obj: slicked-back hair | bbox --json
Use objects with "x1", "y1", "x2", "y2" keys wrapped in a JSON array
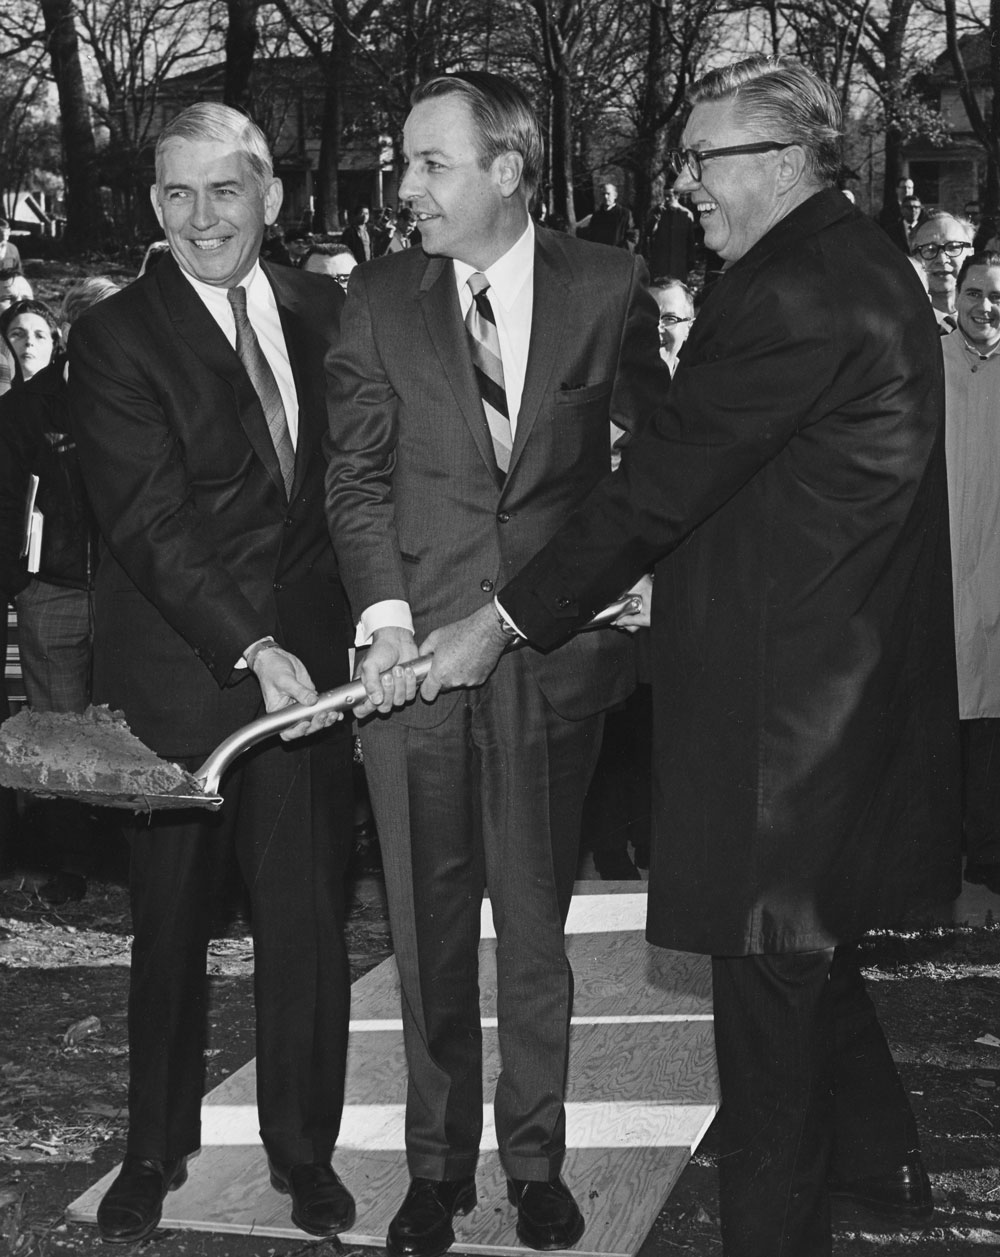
[
  {"x1": 957, "y1": 251, "x2": 1000, "y2": 292},
  {"x1": 155, "y1": 102, "x2": 273, "y2": 192},
  {"x1": 650, "y1": 276, "x2": 695, "y2": 318},
  {"x1": 412, "y1": 71, "x2": 543, "y2": 199},
  {"x1": 688, "y1": 55, "x2": 843, "y2": 186}
]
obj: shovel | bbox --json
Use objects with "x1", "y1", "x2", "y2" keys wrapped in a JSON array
[{"x1": 2, "y1": 595, "x2": 640, "y2": 813}]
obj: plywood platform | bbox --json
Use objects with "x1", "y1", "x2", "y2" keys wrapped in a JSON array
[{"x1": 68, "y1": 886, "x2": 717, "y2": 1255}]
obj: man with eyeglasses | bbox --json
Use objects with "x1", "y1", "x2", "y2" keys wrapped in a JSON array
[
  {"x1": 413, "y1": 54, "x2": 960, "y2": 1257},
  {"x1": 301, "y1": 242, "x2": 358, "y2": 288},
  {"x1": 910, "y1": 211, "x2": 975, "y2": 328}
]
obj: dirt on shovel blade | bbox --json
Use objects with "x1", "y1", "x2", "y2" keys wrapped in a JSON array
[{"x1": 0, "y1": 706, "x2": 202, "y2": 809}]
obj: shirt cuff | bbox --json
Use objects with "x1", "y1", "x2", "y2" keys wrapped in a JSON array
[
  {"x1": 356, "y1": 600, "x2": 414, "y2": 647},
  {"x1": 494, "y1": 596, "x2": 526, "y2": 639}
]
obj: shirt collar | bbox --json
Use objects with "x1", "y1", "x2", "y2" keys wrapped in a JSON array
[
  {"x1": 453, "y1": 219, "x2": 534, "y2": 311},
  {"x1": 178, "y1": 258, "x2": 268, "y2": 311},
  {"x1": 959, "y1": 331, "x2": 1000, "y2": 362}
]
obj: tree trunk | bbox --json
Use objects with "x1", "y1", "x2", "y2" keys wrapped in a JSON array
[
  {"x1": 39, "y1": 0, "x2": 102, "y2": 251},
  {"x1": 315, "y1": 50, "x2": 346, "y2": 231},
  {"x1": 224, "y1": 0, "x2": 258, "y2": 111},
  {"x1": 550, "y1": 70, "x2": 576, "y2": 232}
]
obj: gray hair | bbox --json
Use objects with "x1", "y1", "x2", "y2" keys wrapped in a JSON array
[
  {"x1": 59, "y1": 277, "x2": 121, "y2": 326},
  {"x1": 412, "y1": 71, "x2": 543, "y2": 199},
  {"x1": 689, "y1": 55, "x2": 843, "y2": 185},
  {"x1": 155, "y1": 102, "x2": 273, "y2": 190}
]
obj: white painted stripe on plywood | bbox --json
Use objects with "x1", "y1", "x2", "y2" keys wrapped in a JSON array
[
  {"x1": 198, "y1": 1101, "x2": 717, "y2": 1152},
  {"x1": 348, "y1": 1015, "x2": 712, "y2": 1032},
  {"x1": 480, "y1": 894, "x2": 649, "y2": 939}
]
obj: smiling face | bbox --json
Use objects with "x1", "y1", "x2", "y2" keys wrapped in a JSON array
[
  {"x1": 151, "y1": 138, "x2": 282, "y2": 288},
  {"x1": 956, "y1": 264, "x2": 1000, "y2": 352},
  {"x1": 654, "y1": 285, "x2": 694, "y2": 358},
  {"x1": 910, "y1": 216, "x2": 973, "y2": 310},
  {"x1": 398, "y1": 93, "x2": 525, "y2": 270},
  {"x1": 674, "y1": 98, "x2": 798, "y2": 264},
  {"x1": 6, "y1": 313, "x2": 54, "y2": 380}
]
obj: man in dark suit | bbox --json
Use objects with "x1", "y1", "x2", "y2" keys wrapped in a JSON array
[
  {"x1": 70, "y1": 103, "x2": 356, "y2": 1244},
  {"x1": 324, "y1": 71, "x2": 663, "y2": 1257},
  {"x1": 415, "y1": 57, "x2": 961, "y2": 1257}
]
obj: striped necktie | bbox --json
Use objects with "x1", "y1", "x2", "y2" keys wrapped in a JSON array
[
  {"x1": 465, "y1": 272, "x2": 512, "y2": 475},
  {"x1": 227, "y1": 285, "x2": 295, "y2": 498}
]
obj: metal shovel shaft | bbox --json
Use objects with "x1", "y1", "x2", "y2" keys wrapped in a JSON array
[{"x1": 193, "y1": 594, "x2": 638, "y2": 800}]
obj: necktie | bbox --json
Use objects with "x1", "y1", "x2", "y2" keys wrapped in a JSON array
[
  {"x1": 227, "y1": 286, "x2": 295, "y2": 497},
  {"x1": 465, "y1": 272, "x2": 512, "y2": 475}
]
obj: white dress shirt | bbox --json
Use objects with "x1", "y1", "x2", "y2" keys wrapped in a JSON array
[
  {"x1": 180, "y1": 261, "x2": 300, "y2": 446},
  {"x1": 357, "y1": 219, "x2": 536, "y2": 645}
]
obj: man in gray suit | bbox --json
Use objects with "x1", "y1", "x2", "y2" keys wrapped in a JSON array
[{"x1": 324, "y1": 71, "x2": 664, "y2": 1257}]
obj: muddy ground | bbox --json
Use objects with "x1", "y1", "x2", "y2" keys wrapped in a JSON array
[{"x1": 0, "y1": 859, "x2": 999, "y2": 1257}]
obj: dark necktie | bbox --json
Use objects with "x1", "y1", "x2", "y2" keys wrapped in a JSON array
[
  {"x1": 465, "y1": 272, "x2": 512, "y2": 475},
  {"x1": 227, "y1": 285, "x2": 295, "y2": 497}
]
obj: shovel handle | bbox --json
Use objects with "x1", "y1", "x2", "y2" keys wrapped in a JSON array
[{"x1": 194, "y1": 594, "x2": 639, "y2": 796}]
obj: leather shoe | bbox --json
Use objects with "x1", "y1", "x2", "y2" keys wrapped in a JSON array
[
  {"x1": 97, "y1": 1155, "x2": 187, "y2": 1243},
  {"x1": 268, "y1": 1159, "x2": 356, "y2": 1236},
  {"x1": 507, "y1": 1178, "x2": 585, "y2": 1250},
  {"x1": 965, "y1": 862, "x2": 1000, "y2": 895},
  {"x1": 829, "y1": 1159, "x2": 933, "y2": 1222},
  {"x1": 386, "y1": 1176, "x2": 477, "y2": 1257}
]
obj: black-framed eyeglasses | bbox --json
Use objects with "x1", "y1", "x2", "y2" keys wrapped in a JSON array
[
  {"x1": 658, "y1": 315, "x2": 692, "y2": 327},
  {"x1": 667, "y1": 142, "x2": 793, "y2": 182},
  {"x1": 911, "y1": 240, "x2": 972, "y2": 261}
]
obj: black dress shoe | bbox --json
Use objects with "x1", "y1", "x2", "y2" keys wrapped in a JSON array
[
  {"x1": 965, "y1": 862, "x2": 1000, "y2": 895},
  {"x1": 96, "y1": 1155, "x2": 187, "y2": 1243},
  {"x1": 506, "y1": 1178, "x2": 585, "y2": 1250},
  {"x1": 829, "y1": 1159, "x2": 933, "y2": 1222},
  {"x1": 268, "y1": 1159, "x2": 356, "y2": 1236},
  {"x1": 386, "y1": 1176, "x2": 477, "y2": 1257}
]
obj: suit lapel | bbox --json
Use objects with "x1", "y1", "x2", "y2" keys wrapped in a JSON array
[
  {"x1": 155, "y1": 255, "x2": 286, "y2": 500},
  {"x1": 509, "y1": 229, "x2": 572, "y2": 476},
  {"x1": 266, "y1": 261, "x2": 337, "y2": 501},
  {"x1": 418, "y1": 254, "x2": 502, "y2": 486}
]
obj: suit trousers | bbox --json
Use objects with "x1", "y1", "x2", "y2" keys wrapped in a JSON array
[
  {"x1": 124, "y1": 722, "x2": 354, "y2": 1167},
  {"x1": 361, "y1": 653, "x2": 604, "y2": 1182},
  {"x1": 711, "y1": 944, "x2": 921, "y2": 1257},
  {"x1": 961, "y1": 718, "x2": 1000, "y2": 866}
]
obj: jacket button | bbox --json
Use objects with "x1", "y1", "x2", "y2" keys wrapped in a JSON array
[
  {"x1": 273, "y1": 582, "x2": 284, "y2": 592},
  {"x1": 556, "y1": 596, "x2": 571, "y2": 609},
  {"x1": 284, "y1": 516, "x2": 293, "y2": 527},
  {"x1": 497, "y1": 511, "x2": 510, "y2": 524},
  {"x1": 480, "y1": 578, "x2": 495, "y2": 593}
]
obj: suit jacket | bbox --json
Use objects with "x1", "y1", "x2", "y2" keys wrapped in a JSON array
[
  {"x1": 501, "y1": 189, "x2": 962, "y2": 954},
  {"x1": 69, "y1": 254, "x2": 351, "y2": 758},
  {"x1": 324, "y1": 225, "x2": 667, "y2": 726}
]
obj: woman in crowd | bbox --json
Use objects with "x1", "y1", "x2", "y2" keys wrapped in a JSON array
[{"x1": 0, "y1": 298, "x2": 60, "y2": 388}]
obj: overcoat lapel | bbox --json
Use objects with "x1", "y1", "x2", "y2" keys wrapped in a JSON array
[
  {"x1": 153, "y1": 254, "x2": 286, "y2": 499},
  {"x1": 418, "y1": 254, "x2": 502, "y2": 486},
  {"x1": 509, "y1": 229, "x2": 572, "y2": 476}
]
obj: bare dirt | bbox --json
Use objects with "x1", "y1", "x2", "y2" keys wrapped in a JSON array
[{"x1": 0, "y1": 863, "x2": 998, "y2": 1257}]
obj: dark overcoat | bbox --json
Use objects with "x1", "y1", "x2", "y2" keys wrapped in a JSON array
[
  {"x1": 502, "y1": 188, "x2": 962, "y2": 955},
  {"x1": 69, "y1": 254, "x2": 351, "y2": 758}
]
